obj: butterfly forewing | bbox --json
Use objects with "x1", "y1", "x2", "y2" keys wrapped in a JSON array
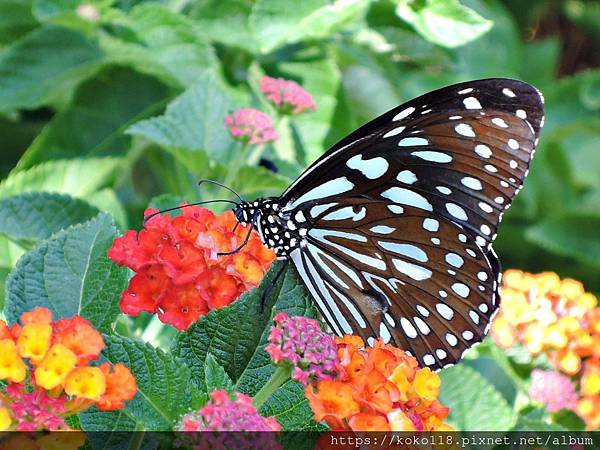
[{"x1": 256, "y1": 78, "x2": 544, "y2": 370}]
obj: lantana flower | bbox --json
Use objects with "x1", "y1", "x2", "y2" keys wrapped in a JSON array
[
  {"x1": 529, "y1": 369, "x2": 578, "y2": 412},
  {"x1": 108, "y1": 205, "x2": 275, "y2": 330},
  {"x1": 176, "y1": 390, "x2": 281, "y2": 450},
  {"x1": 260, "y1": 76, "x2": 316, "y2": 114},
  {"x1": 224, "y1": 108, "x2": 279, "y2": 145},
  {"x1": 491, "y1": 269, "x2": 600, "y2": 430},
  {"x1": 0, "y1": 307, "x2": 137, "y2": 431},
  {"x1": 265, "y1": 313, "x2": 339, "y2": 385},
  {"x1": 305, "y1": 336, "x2": 453, "y2": 431}
]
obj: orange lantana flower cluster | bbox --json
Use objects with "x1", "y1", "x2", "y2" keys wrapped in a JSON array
[
  {"x1": 305, "y1": 336, "x2": 452, "y2": 431},
  {"x1": 108, "y1": 205, "x2": 275, "y2": 330},
  {"x1": 491, "y1": 270, "x2": 600, "y2": 429},
  {"x1": 0, "y1": 307, "x2": 137, "y2": 431}
]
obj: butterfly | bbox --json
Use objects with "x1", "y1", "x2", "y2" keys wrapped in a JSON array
[{"x1": 231, "y1": 78, "x2": 544, "y2": 371}]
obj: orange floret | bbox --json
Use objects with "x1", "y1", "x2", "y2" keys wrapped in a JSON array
[{"x1": 96, "y1": 363, "x2": 137, "y2": 411}]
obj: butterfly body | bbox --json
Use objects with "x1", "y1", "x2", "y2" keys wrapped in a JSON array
[{"x1": 233, "y1": 78, "x2": 544, "y2": 371}]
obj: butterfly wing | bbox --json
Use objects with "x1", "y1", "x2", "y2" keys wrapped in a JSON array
[
  {"x1": 289, "y1": 199, "x2": 499, "y2": 370},
  {"x1": 279, "y1": 78, "x2": 544, "y2": 368},
  {"x1": 281, "y1": 78, "x2": 544, "y2": 250}
]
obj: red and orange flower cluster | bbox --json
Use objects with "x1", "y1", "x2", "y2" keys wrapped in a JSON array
[
  {"x1": 0, "y1": 307, "x2": 136, "y2": 431},
  {"x1": 304, "y1": 336, "x2": 452, "y2": 432},
  {"x1": 109, "y1": 205, "x2": 275, "y2": 330},
  {"x1": 491, "y1": 270, "x2": 600, "y2": 429}
]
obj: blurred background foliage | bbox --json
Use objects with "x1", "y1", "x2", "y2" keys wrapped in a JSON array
[{"x1": 0, "y1": 0, "x2": 599, "y2": 310}]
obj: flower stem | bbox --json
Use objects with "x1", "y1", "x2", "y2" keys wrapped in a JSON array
[
  {"x1": 128, "y1": 423, "x2": 146, "y2": 450},
  {"x1": 252, "y1": 365, "x2": 292, "y2": 408}
]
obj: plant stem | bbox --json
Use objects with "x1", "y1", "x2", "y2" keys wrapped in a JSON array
[
  {"x1": 252, "y1": 365, "x2": 292, "y2": 408},
  {"x1": 223, "y1": 141, "x2": 249, "y2": 193},
  {"x1": 128, "y1": 423, "x2": 146, "y2": 450}
]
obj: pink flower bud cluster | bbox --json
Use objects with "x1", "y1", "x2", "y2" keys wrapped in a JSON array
[
  {"x1": 224, "y1": 108, "x2": 279, "y2": 145},
  {"x1": 260, "y1": 76, "x2": 316, "y2": 115},
  {"x1": 177, "y1": 390, "x2": 280, "y2": 432},
  {"x1": 265, "y1": 312, "x2": 339, "y2": 386}
]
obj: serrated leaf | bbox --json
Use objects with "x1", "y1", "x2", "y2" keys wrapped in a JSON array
[
  {"x1": 20, "y1": 67, "x2": 171, "y2": 167},
  {"x1": 396, "y1": 0, "x2": 493, "y2": 48},
  {"x1": 526, "y1": 215, "x2": 600, "y2": 268},
  {"x1": 4, "y1": 213, "x2": 127, "y2": 332},
  {"x1": 0, "y1": 157, "x2": 122, "y2": 199},
  {"x1": 0, "y1": 191, "x2": 99, "y2": 245},
  {"x1": 440, "y1": 364, "x2": 515, "y2": 430},
  {"x1": 172, "y1": 262, "x2": 315, "y2": 393},
  {"x1": 204, "y1": 353, "x2": 234, "y2": 393},
  {"x1": 259, "y1": 381, "x2": 325, "y2": 432},
  {"x1": 0, "y1": 25, "x2": 104, "y2": 111},
  {"x1": 127, "y1": 72, "x2": 237, "y2": 163},
  {"x1": 81, "y1": 334, "x2": 205, "y2": 431}
]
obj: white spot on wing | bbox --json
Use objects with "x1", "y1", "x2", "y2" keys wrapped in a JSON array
[
  {"x1": 381, "y1": 187, "x2": 433, "y2": 211},
  {"x1": 290, "y1": 177, "x2": 354, "y2": 208},
  {"x1": 461, "y1": 177, "x2": 483, "y2": 190},
  {"x1": 445, "y1": 253, "x2": 464, "y2": 268},
  {"x1": 411, "y1": 151, "x2": 452, "y2": 163},
  {"x1": 322, "y1": 206, "x2": 366, "y2": 222},
  {"x1": 436, "y1": 303, "x2": 454, "y2": 320},
  {"x1": 423, "y1": 354, "x2": 435, "y2": 366},
  {"x1": 309, "y1": 202, "x2": 337, "y2": 218},
  {"x1": 479, "y1": 202, "x2": 493, "y2": 213},
  {"x1": 446, "y1": 333, "x2": 458, "y2": 346},
  {"x1": 401, "y1": 318, "x2": 418, "y2": 339},
  {"x1": 383, "y1": 126, "x2": 405, "y2": 138},
  {"x1": 423, "y1": 218, "x2": 439, "y2": 232},
  {"x1": 458, "y1": 87, "x2": 473, "y2": 94},
  {"x1": 455, "y1": 123, "x2": 475, "y2": 137},
  {"x1": 463, "y1": 96, "x2": 482, "y2": 109},
  {"x1": 370, "y1": 225, "x2": 396, "y2": 234},
  {"x1": 392, "y1": 259, "x2": 432, "y2": 281},
  {"x1": 508, "y1": 139, "x2": 519, "y2": 150},
  {"x1": 379, "y1": 322, "x2": 392, "y2": 343},
  {"x1": 387, "y1": 205, "x2": 404, "y2": 214},
  {"x1": 502, "y1": 88, "x2": 516, "y2": 97},
  {"x1": 445, "y1": 203, "x2": 468, "y2": 221},
  {"x1": 436, "y1": 186, "x2": 451, "y2": 195},
  {"x1": 516, "y1": 109, "x2": 527, "y2": 119},
  {"x1": 393, "y1": 107, "x2": 415, "y2": 121},
  {"x1": 474, "y1": 144, "x2": 492, "y2": 158},
  {"x1": 452, "y1": 282, "x2": 470, "y2": 298},
  {"x1": 492, "y1": 117, "x2": 509, "y2": 128},
  {"x1": 380, "y1": 242, "x2": 428, "y2": 262},
  {"x1": 399, "y1": 137, "x2": 429, "y2": 147},
  {"x1": 346, "y1": 154, "x2": 389, "y2": 180},
  {"x1": 397, "y1": 170, "x2": 418, "y2": 185},
  {"x1": 414, "y1": 317, "x2": 430, "y2": 335}
]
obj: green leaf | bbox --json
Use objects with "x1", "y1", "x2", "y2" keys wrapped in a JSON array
[
  {"x1": 526, "y1": 215, "x2": 600, "y2": 268},
  {"x1": 440, "y1": 364, "x2": 515, "y2": 430},
  {"x1": 259, "y1": 381, "x2": 325, "y2": 431},
  {"x1": 0, "y1": 25, "x2": 104, "y2": 111},
  {"x1": 0, "y1": 0, "x2": 38, "y2": 46},
  {"x1": 4, "y1": 213, "x2": 127, "y2": 332},
  {"x1": 0, "y1": 157, "x2": 122, "y2": 199},
  {"x1": 127, "y1": 72, "x2": 237, "y2": 163},
  {"x1": 80, "y1": 334, "x2": 204, "y2": 431},
  {"x1": 204, "y1": 353, "x2": 234, "y2": 393},
  {"x1": 232, "y1": 166, "x2": 291, "y2": 198},
  {"x1": 396, "y1": 0, "x2": 493, "y2": 48},
  {"x1": 189, "y1": 0, "x2": 258, "y2": 52},
  {"x1": 0, "y1": 191, "x2": 100, "y2": 245},
  {"x1": 19, "y1": 67, "x2": 171, "y2": 167},
  {"x1": 172, "y1": 262, "x2": 315, "y2": 393},
  {"x1": 250, "y1": 0, "x2": 368, "y2": 54}
]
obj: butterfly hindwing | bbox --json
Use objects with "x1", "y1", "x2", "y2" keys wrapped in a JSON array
[{"x1": 288, "y1": 199, "x2": 499, "y2": 370}]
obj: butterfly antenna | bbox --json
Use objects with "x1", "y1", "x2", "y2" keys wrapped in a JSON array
[
  {"x1": 144, "y1": 199, "x2": 239, "y2": 223},
  {"x1": 198, "y1": 179, "x2": 245, "y2": 203},
  {"x1": 217, "y1": 210, "x2": 258, "y2": 257}
]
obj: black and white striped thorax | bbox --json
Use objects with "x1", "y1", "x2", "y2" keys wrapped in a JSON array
[{"x1": 234, "y1": 198, "x2": 303, "y2": 259}]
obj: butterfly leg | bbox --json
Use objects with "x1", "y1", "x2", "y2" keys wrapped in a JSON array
[{"x1": 260, "y1": 262, "x2": 288, "y2": 314}]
